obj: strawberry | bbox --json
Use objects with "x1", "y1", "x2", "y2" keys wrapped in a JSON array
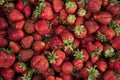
[
  {"x1": 53, "y1": 0, "x2": 64, "y2": 13},
  {"x1": 84, "y1": 21, "x2": 99, "y2": 34},
  {"x1": 51, "y1": 17, "x2": 59, "y2": 27},
  {"x1": 102, "y1": 0, "x2": 109, "y2": 7},
  {"x1": 91, "y1": 56, "x2": 99, "y2": 64},
  {"x1": 52, "y1": 65, "x2": 62, "y2": 73},
  {"x1": 14, "y1": 20, "x2": 25, "y2": 29},
  {"x1": 22, "y1": 6, "x2": 31, "y2": 18},
  {"x1": 0, "y1": 30, "x2": 6, "y2": 37},
  {"x1": 94, "y1": 11, "x2": 112, "y2": 25},
  {"x1": 73, "y1": 59, "x2": 83, "y2": 70},
  {"x1": 74, "y1": 25, "x2": 87, "y2": 39},
  {"x1": 20, "y1": 36, "x2": 33, "y2": 48},
  {"x1": 0, "y1": 17, "x2": 8, "y2": 29},
  {"x1": 103, "y1": 70, "x2": 117, "y2": 80},
  {"x1": 85, "y1": 61, "x2": 93, "y2": 68},
  {"x1": 15, "y1": 0, "x2": 24, "y2": 11},
  {"x1": 31, "y1": 55, "x2": 49, "y2": 73},
  {"x1": 94, "y1": 41, "x2": 103, "y2": 51},
  {"x1": 28, "y1": 0, "x2": 36, "y2": 4},
  {"x1": 46, "y1": 75, "x2": 55, "y2": 80},
  {"x1": 108, "y1": 61, "x2": 115, "y2": 69},
  {"x1": 87, "y1": 0, "x2": 102, "y2": 13},
  {"x1": 35, "y1": 20, "x2": 50, "y2": 35},
  {"x1": 0, "y1": 68, "x2": 15, "y2": 80},
  {"x1": 66, "y1": 14, "x2": 76, "y2": 25},
  {"x1": 104, "y1": 47, "x2": 115, "y2": 58},
  {"x1": 32, "y1": 32, "x2": 42, "y2": 41},
  {"x1": 65, "y1": 1, "x2": 77, "y2": 14},
  {"x1": 112, "y1": 35, "x2": 120, "y2": 50},
  {"x1": 85, "y1": 12, "x2": 91, "y2": 20},
  {"x1": 0, "y1": 37, "x2": 8, "y2": 47},
  {"x1": 9, "y1": 9, "x2": 24, "y2": 21},
  {"x1": 13, "y1": 61, "x2": 27, "y2": 73},
  {"x1": 19, "y1": 49, "x2": 34, "y2": 62},
  {"x1": 55, "y1": 77, "x2": 62, "y2": 80},
  {"x1": 55, "y1": 25, "x2": 66, "y2": 35},
  {"x1": 96, "y1": 60, "x2": 107, "y2": 72},
  {"x1": 86, "y1": 41, "x2": 97, "y2": 53},
  {"x1": 62, "y1": 62, "x2": 73, "y2": 74},
  {"x1": 77, "y1": 8, "x2": 86, "y2": 17},
  {"x1": 59, "y1": 9, "x2": 67, "y2": 21},
  {"x1": 114, "y1": 61, "x2": 120, "y2": 73},
  {"x1": 8, "y1": 29, "x2": 24, "y2": 41},
  {"x1": 32, "y1": 41, "x2": 45, "y2": 51},
  {"x1": 75, "y1": 16, "x2": 84, "y2": 25},
  {"x1": 32, "y1": 74, "x2": 45, "y2": 80},
  {"x1": 73, "y1": 39, "x2": 80, "y2": 48},
  {"x1": 77, "y1": 68, "x2": 88, "y2": 79},
  {"x1": 60, "y1": 73, "x2": 72, "y2": 80},
  {"x1": 48, "y1": 50, "x2": 65, "y2": 66}
]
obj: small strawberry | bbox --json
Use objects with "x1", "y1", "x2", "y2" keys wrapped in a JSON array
[
  {"x1": 59, "y1": 9, "x2": 67, "y2": 21},
  {"x1": 22, "y1": 6, "x2": 31, "y2": 18},
  {"x1": 53, "y1": 0, "x2": 63, "y2": 13},
  {"x1": 0, "y1": 37, "x2": 8, "y2": 47},
  {"x1": 28, "y1": 0, "x2": 36, "y2": 4},
  {"x1": 114, "y1": 61, "x2": 120, "y2": 73},
  {"x1": 73, "y1": 39, "x2": 80, "y2": 48},
  {"x1": 102, "y1": 0, "x2": 109, "y2": 7},
  {"x1": 32, "y1": 74, "x2": 45, "y2": 80},
  {"x1": 112, "y1": 35, "x2": 120, "y2": 50},
  {"x1": 62, "y1": 62, "x2": 73, "y2": 74},
  {"x1": 32, "y1": 32, "x2": 42, "y2": 41},
  {"x1": 0, "y1": 17, "x2": 8, "y2": 29},
  {"x1": 15, "y1": 0, "x2": 24, "y2": 11},
  {"x1": 60, "y1": 73, "x2": 72, "y2": 80},
  {"x1": 73, "y1": 59, "x2": 84, "y2": 70},
  {"x1": 96, "y1": 60, "x2": 107, "y2": 72},
  {"x1": 66, "y1": 14, "x2": 76, "y2": 25},
  {"x1": 77, "y1": 8, "x2": 86, "y2": 17},
  {"x1": 55, "y1": 25, "x2": 66, "y2": 35},
  {"x1": 86, "y1": 41, "x2": 97, "y2": 53},
  {"x1": 75, "y1": 16, "x2": 84, "y2": 25},
  {"x1": 14, "y1": 20, "x2": 25, "y2": 29},
  {"x1": 0, "y1": 30, "x2": 6, "y2": 37}
]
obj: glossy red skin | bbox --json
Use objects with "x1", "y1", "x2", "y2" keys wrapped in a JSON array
[
  {"x1": 84, "y1": 21, "x2": 99, "y2": 34},
  {"x1": 19, "y1": 49, "x2": 34, "y2": 62},
  {"x1": 108, "y1": 61, "x2": 114, "y2": 69},
  {"x1": 60, "y1": 9, "x2": 67, "y2": 21},
  {"x1": 22, "y1": 6, "x2": 31, "y2": 18},
  {"x1": 49, "y1": 36, "x2": 63, "y2": 50},
  {"x1": 9, "y1": 29, "x2": 24, "y2": 41},
  {"x1": 21, "y1": 36, "x2": 33, "y2": 48},
  {"x1": 15, "y1": 1, "x2": 24, "y2": 11},
  {"x1": 112, "y1": 35, "x2": 120, "y2": 50},
  {"x1": 85, "y1": 12, "x2": 91, "y2": 20},
  {"x1": 33, "y1": 41, "x2": 45, "y2": 51},
  {"x1": 94, "y1": 41, "x2": 103, "y2": 51},
  {"x1": 94, "y1": 11, "x2": 112, "y2": 25},
  {"x1": 31, "y1": 55, "x2": 49, "y2": 73},
  {"x1": 24, "y1": 21, "x2": 35, "y2": 34},
  {"x1": 53, "y1": 0, "x2": 64, "y2": 13},
  {"x1": 35, "y1": 20, "x2": 50, "y2": 35},
  {"x1": 0, "y1": 37, "x2": 8, "y2": 47},
  {"x1": 91, "y1": 56, "x2": 99, "y2": 64},
  {"x1": 9, "y1": 41, "x2": 21, "y2": 53},
  {"x1": 62, "y1": 62, "x2": 73, "y2": 74},
  {"x1": 86, "y1": 41, "x2": 97, "y2": 53},
  {"x1": 51, "y1": 17, "x2": 59, "y2": 27},
  {"x1": 96, "y1": 60, "x2": 107, "y2": 72},
  {"x1": 73, "y1": 39, "x2": 80, "y2": 48},
  {"x1": 9, "y1": 9, "x2": 24, "y2": 21},
  {"x1": 55, "y1": 25, "x2": 66, "y2": 35},
  {"x1": 42, "y1": 69, "x2": 54, "y2": 79},
  {"x1": 0, "y1": 51, "x2": 15, "y2": 68},
  {"x1": 40, "y1": 2, "x2": 53, "y2": 20},
  {"x1": 0, "y1": 30, "x2": 6, "y2": 37},
  {"x1": 114, "y1": 61, "x2": 120, "y2": 73},
  {"x1": 46, "y1": 75, "x2": 55, "y2": 80},
  {"x1": 0, "y1": 17, "x2": 8, "y2": 29},
  {"x1": 103, "y1": 70, "x2": 117, "y2": 80},
  {"x1": 14, "y1": 20, "x2": 25, "y2": 29},
  {"x1": 28, "y1": 0, "x2": 37, "y2": 4},
  {"x1": 87, "y1": 0, "x2": 102, "y2": 13},
  {"x1": 60, "y1": 73, "x2": 72, "y2": 80},
  {"x1": 52, "y1": 65, "x2": 62, "y2": 73},
  {"x1": 82, "y1": 49, "x2": 89, "y2": 62},
  {"x1": 75, "y1": 16, "x2": 84, "y2": 25},
  {"x1": 73, "y1": 59, "x2": 83, "y2": 69},
  {"x1": 32, "y1": 32, "x2": 42, "y2": 41},
  {"x1": 0, "y1": 68, "x2": 15, "y2": 80}
]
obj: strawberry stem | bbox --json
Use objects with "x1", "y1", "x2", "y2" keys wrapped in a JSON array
[
  {"x1": 65, "y1": 1, "x2": 76, "y2": 10},
  {"x1": 91, "y1": 48, "x2": 102, "y2": 57},
  {"x1": 0, "y1": 77, "x2": 3, "y2": 80},
  {"x1": 63, "y1": 38, "x2": 74, "y2": 45},
  {"x1": 0, "y1": 0, "x2": 5, "y2": 5},
  {"x1": 104, "y1": 47, "x2": 115, "y2": 58},
  {"x1": 114, "y1": 71, "x2": 120, "y2": 79},
  {"x1": 74, "y1": 25, "x2": 85, "y2": 35},
  {"x1": 18, "y1": 62, "x2": 27, "y2": 71},
  {"x1": 73, "y1": 49, "x2": 85, "y2": 60},
  {"x1": 77, "y1": 8, "x2": 86, "y2": 17},
  {"x1": 64, "y1": 43, "x2": 75, "y2": 51},
  {"x1": 97, "y1": 32, "x2": 107, "y2": 42},
  {"x1": 2, "y1": 48, "x2": 13, "y2": 53},
  {"x1": 48, "y1": 51, "x2": 58, "y2": 63},
  {"x1": 67, "y1": 14, "x2": 76, "y2": 23}
]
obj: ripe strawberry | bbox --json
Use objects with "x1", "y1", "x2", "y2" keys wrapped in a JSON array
[
  {"x1": 53, "y1": 0, "x2": 63, "y2": 13},
  {"x1": 85, "y1": 61, "x2": 93, "y2": 68},
  {"x1": 55, "y1": 25, "x2": 66, "y2": 35},
  {"x1": 0, "y1": 30, "x2": 6, "y2": 37},
  {"x1": 9, "y1": 9, "x2": 24, "y2": 21},
  {"x1": 14, "y1": 20, "x2": 25, "y2": 29},
  {"x1": 112, "y1": 35, "x2": 120, "y2": 50},
  {"x1": 35, "y1": 20, "x2": 50, "y2": 35},
  {"x1": 66, "y1": 14, "x2": 76, "y2": 25},
  {"x1": 94, "y1": 41, "x2": 103, "y2": 51},
  {"x1": 0, "y1": 68, "x2": 15, "y2": 80},
  {"x1": 46, "y1": 75, "x2": 55, "y2": 80},
  {"x1": 73, "y1": 39, "x2": 80, "y2": 48},
  {"x1": 84, "y1": 21, "x2": 99, "y2": 34},
  {"x1": 87, "y1": 0, "x2": 102, "y2": 13},
  {"x1": 75, "y1": 16, "x2": 84, "y2": 25},
  {"x1": 62, "y1": 62, "x2": 73, "y2": 74},
  {"x1": 77, "y1": 68, "x2": 88, "y2": 79},
  {"x1": 28, "y1": 0, "x2": 36, "y2": 4},
  {"x1": 13, "y1": 61, "x2": 27, "y2": 73},
  {"x1": 0, "y1": 17, "x2": 8, "y2": 29},
  {"x1": 85, "y1": 12, "x2": 91, "y2": 20},
  {"x1": 102, "y1": 0, "x2": 109, "y2": 7},
  {"x1": 59, "y1": 9, "x2": 67, "y2": 21},
  {"x1": 108, "y1": 61, "x2": 115, "y2": 69},
  {"x1": 0, "y1": 37, "x2": 8, "y2": 47},
  {"x1": 52, "y1": 65, "x2": 62, "y2": 73},
  {"x1": 77, "y1": 8, "x2": 86, "y2": 17},
  {"x1": 87, "y1": 41, "x2": 97, "y2": 53},
  {"x1": 20, "y1": 36, "x2": 33, "y2": 48},
  {"x1": 73, "y1": 59, "x2": 83, "y2": 69},
  {"x1": 74, "y1": 25, "x2": 87, "y2": 39},
  {"x1": 114, "y1": 61, "x2": 120, "y2": 73},
  {"x1": 48, "y1": 50, "x2": 65, "y2": 66},
  {"x1": 32, "y1": 41, "x2": 45, "y2": 51},
  {"x1": 94, "y1": 11, "x2": 112, "y2": 25},
  {"x1": 19, "y1": 49, "x2": 34, "y2": 62},
  {"x1": 8, "y1": 29, "x2": 24, "y2": 41},
  {"x1": 60, "y1": 73, "x2": 72, "y2": 80},
  {"x1": 65, "y1": 1, "x2": 77, "y2": 14},
  {"x1": 32, "y1": 32, "x2": 42, "y2": 41},
  {"x1": 32, "y1": 74, "x2": 45, "y2": 80},
  {"x1": 31, "y1": 55, "x2": 49, "y2": 73},
  {"x1": 51, "y1": 17, "x2": 59, "y2": 27},
  {"x1": 15, "y1": 0, "x2": 24, "y2": 11},
  {"x1": 91, "y1": 56, "x2": 99, "y2": 64},
  {"x1": 22, "y1": 6, "x2": 31, "y2": 18},
  {"x1": 96, "y1": 60, "x2": 107, "y2": 72}
]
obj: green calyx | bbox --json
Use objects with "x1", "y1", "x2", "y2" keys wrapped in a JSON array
[
  {"x1": 77, "y1": 8, "x2": 86, "y2": 17},
  {"x1": 4, "y1": 2, "x2": 14, "y2": 8},
  {"x1": 64, "y1": 43, "x2": 75, "y2": 51},
  {"x1": 91, "y1": 48, "x2": 102, "y2": 57},
  {"x1": 87, "y1": 66, "x2": 99, "y2": 80},
  {"x1": 74, "y1": 25, "x2": 85, "y2": 35},
  {"x1": 2, "y1": 48, "x2": 13, "y2": 53},
  {"x1": 73, "y1": 49, "x2": 85, "y2": 60},
  {"x1": 66, "y1": 1, "x2": 76, "y2": 10},
  {"x1": 67, "y1": 14, "x2": 76, "y2": 23},
  {"x1": 110, "y1": 0, "x2": 120, "y2": 6},
  {"x1": 63, "y1": 38, "x2": 74, "y2": 45},
  {"x1": 105, "y1": 47, "x2": 115, "y2": 58},
  {"x1": 18, "y1": 62, "x2": 27, "y2": 71},
  {"x1": 0, "y1": 0, "x2": 5, "y2": 5},
  {"x1": 77, "y1": 0, "x2": 88, "y2": 4},
  {"x1": 97, "y1": 32, "x2": 107, "y2": 42},
  {"x1": 48, "y1": 51, "x2": 58, "y2": 64},
  {"x1": 0, "y1": 77, "x2": 3, "y2": 80},
  {"x1": 114, "y1": 71, "x2": 120, "y2": 79}
]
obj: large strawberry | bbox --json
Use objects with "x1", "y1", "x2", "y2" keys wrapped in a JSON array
[
  {"x1": 75, "y1": 16, "x2": 84, "y2": 25},
  {"x1": 22, "y1": 6, "x2": 31, "y2": 19},
  {"x1": 53, "y1": 0, "x2": 63, "y2": 13},
  {"x1": 14, "y1": 20, "x2": 25, "y2": 29},
  {"x1": 59, "y1": 9, "x2": 67, "y2": 21},
  {"x1": 96, "y1": 60, "x2": 107, "y2": 72}
]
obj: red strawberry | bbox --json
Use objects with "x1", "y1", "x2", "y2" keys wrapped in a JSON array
[
  {"x1": 9, "y1": 9, "x2": 24, "y2": 21},
  {"x1": 42, "y1": 68, "x2": 54, "y2": 79},
  {"x1": 77, "y1": 68, "x2": 88, "y2": 79},
  {"x1": 46, "y1": 75, "x2": 55, "y2": 80},
  {"x1": 84, "y1": 21, "x2": 99, "y2": 34},
  {"x1": 40, "y1": 2, "x2": 53, "y2": 20},
  {"x1": 14, "y1": 20, "x2": 25, "y2": 29},
  {"x1": 102, "y1": 0, "x2": 109, "y2": 7},
  {"x1": 32, "y1": 74, "x2": 45, "y2": 80},
  {"x1": 60, "y1": 72, "x2": 72, "y2": 80},
  {"x1": 13, "y1": 62, "x2": 27, "y2": 73},
  {"x1": 85, "y1": 12, "x2": 91, "y2": 20},
  {"x1": 94, "y1": 41, "x2": 103, "y2": 51},
  {"x1": 87, "y1": 41, "x2": 97, "y2": 53},
  {"x1": 22, "y1": 6, "x2": 31, "y2": 18},
  {"x1": 112, "y1": 35, "x2": 120, "y2": 50},
  {"x1": 65, "y1": 1, "x2": 77, "y2": 14},
  {"x1": 103, "y1": 70, "x2": 117, "y2": 80},
  {"x1": 59, "y1": 9, "x2": 67, "y2": 21},
  {"x1": 85, "y1": 61, "x2": 93, "y2": 68},
  {"x1": 24, "y1": 20, "x2": 35, "y2": 34},
  {"x1": 73, "y1": 59, "x2": 83, "y2": 69},
  {"x1": 108, "y1": 61, "x2": 115, "y2": 69},
  {"x1": 0, "y1": 17, "x2": 8, "y2": 29},
  {"x1": 51, "y1": 17, "x2": 59, "y2": 27},
  {"x1": 28, "y1": 0, "x2": 37, "y2": 4},
  {"x1": 62, "y1": 61, "x2": 73, "y2": 74},
  {"x1": 73, "y1": 39, "x2": 80, "y2": 48},
  {"x1": 32, "y1": 41, "x2": 45, "y2": 52},
  {"x1": 31, "y1": 55, "x2": 49, "y2": 73},
  {"x1": 35, "y1": 20, "x2": 50, "y2": 35},
  {"x1": 91, "y1": 56, "x2": 99, "y2": 64},
  {"x1": 114, "y1": 61, "x2": 120, "y2": 73},
  {"x1": 94, "y1": 11, "x2": 112, "y2": 24},
  {"x1": 32, "y1": 32, "x2": 42, "y2": 41},
  {"x1": 9, "y1": 29, "x2": 24, "y2": 41},
  {"x1": 53, "y1": 0, "x2": 64, "y2": 13},
  {"x1": 0, "y1": 37, "x2": 8, "y2": 47},
  {"x1": 21, "y1": 36, "x2": 33, "y2": 48},
  {"x1": 0, "y1": 30, "x2": 6, "y2": 37},
  {"x1": 75, "y1": 16, "x2": 84, "y2": 26},
  {"x1": 52, "y1": 65, "x2": 62, "y2": 73},
  {"x1": 0, "y1": 68, "x2": 15, "y2": 80},
  {"x1": 96, "y1": 60, "x2": 107, "y2": 72},
  {"x1": 55, "y1": 25, "x2": 66, "y2": 35},
  {"x1": 15, "y1": 0, "x2": 24, "y2": 11},
  {"x1": 74, "y1": 25, "x2": 87, "y2": 39},
  {"x1": 48, "y1": 50, "x2": 65, "y2": 66},
  {"x1": 66, "y1": 14, "x2": 76, "y2": 25},
  {"x1": 19, "y1": 49, "x2": 34, "y2": 62},
  {"x1": 0, "y1": 50, "x2": 15, "y2": 68}
]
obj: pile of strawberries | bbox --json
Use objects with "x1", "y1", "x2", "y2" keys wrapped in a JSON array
[{"x1": 0, "y1": 0, "x2": 120, "y2": 80}]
